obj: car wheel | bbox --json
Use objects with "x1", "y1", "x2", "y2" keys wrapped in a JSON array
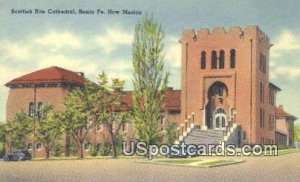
[{"x1": 3, "y1": 157, "x2": 8, "y2": 162}]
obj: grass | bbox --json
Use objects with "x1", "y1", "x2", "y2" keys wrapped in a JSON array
[
  {"x1": 156, "y1": 159, "x2": 200, "y2": 164},
  {"x1": 139, "y1": 158, "x2": 244, "y2": 168},
  {"x1": 200, "y1": 160, "x2": 234, "y2": 166},
  {"x1": 278, "y1": 148, "x2": 300, "y2": 155}
]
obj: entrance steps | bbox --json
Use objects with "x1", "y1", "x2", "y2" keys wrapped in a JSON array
[{"x1": 183, "y1": 129, "x2": 224, "y2": 145}]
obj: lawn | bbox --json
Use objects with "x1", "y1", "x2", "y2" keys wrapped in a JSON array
[{"x1": 140, "y1": 158, "x2": 244, "y2": 168}]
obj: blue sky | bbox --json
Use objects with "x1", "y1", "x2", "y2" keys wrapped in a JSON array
[{"x1": 0, "y1": 0, "x2": 300, "y2": 124}]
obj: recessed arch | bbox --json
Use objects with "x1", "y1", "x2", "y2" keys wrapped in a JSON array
[
  {"x1": 219, "y1": 50, "x2": 225, "y2": 69},
  {"x1": 200, "y1": 51, "x2": 206, "y2": 69},
  {"x1": 207, "y1": 81, "x2": 229, "y2": 99},
  {"x1": 211, "y1": 50, "x2": 217, "y2": 69},
  {"x1": 230, "y1": 49, "x2": 236, "y2": 68}
]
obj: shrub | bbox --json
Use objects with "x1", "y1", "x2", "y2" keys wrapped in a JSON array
[
  {"x1": 277, "y1": 144, "x2": 288, "y2": 150},
  {"x1": 89, "y1": 144, "x2": 99, "y2": 156},
  {"x1": 52, "y1": 142, "x2": 64, "y2": 157},
  {"x1": 0, "y1": 142, "x2": 5, "y2": 158},
  {"x1": 69, "y1": 140, "x2": 78, "y2": 156},
  {"x1": 99, "y1": 144, "x2": 111, "y2": 156},
  {"x1": 165, "y1": 121, "x2": 177, "y2": 144}
]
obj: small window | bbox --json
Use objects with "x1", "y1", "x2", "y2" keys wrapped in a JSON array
[
  {"x1": 211, "y1": 51, "x2": 217, "y2": 69},
  {"x1": 27, "y1": 143, "x2": 33, "y2": 150},
  {"x1": 260, "y1": 108, "x2": 262, "y2": 128},
  {"x1": 84, "y1": 142, "x2": 91, "y2": 151},
  {"x1": 260, "y1": 82, "x2": 263, "y2": 103},
  {"x1": 37, "y1": 102, "x2": 43, "y2": 118},
  {"x1": 243, "y1": 131, "x2": 247, "y2": 140},
  {"x1": 219, "y1": 50, "x2": 225, "y2": 69},
  {"x1": 200, "y1": 51, "x2": 206, "y2": 69},
  {"x1": 230, "y1": 49, "x2": 236, "y2": 68},
  {"x1": 36, "y1": 143, "x2": 42, "y2": 150},
  {"x1": 29, "y1": 102, "x2": 34, "y2": 117}
]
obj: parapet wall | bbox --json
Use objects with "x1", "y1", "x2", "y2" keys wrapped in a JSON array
[{"x1": 181, "y1": 25, "x2": 270, "y2": 42}]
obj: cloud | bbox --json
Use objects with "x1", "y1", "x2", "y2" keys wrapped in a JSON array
[
  {"x1": 106, "y1": 59, "x2": 132, "y2": 71},
  {"x1": 106, "y1": 72, "x2": 132, "y2": 82},
  {"x1": 272, "y1": 29, "x2": 300, "y2": 51},
  {"x1": 270, "y1": 29, "x2": 300, "y2": 80},
  {"x1": 0, "y1": 65, "x2": 26, "y2": 86},
  {"x1": 272, "y1": 66, "x2": 300, "y2": 80},
  {"x1": 95, "y1": 27, "x2": 133, "y2": 54},
  {"x1": 0, "y1": 41, "x2": 30, "y2": 61},
  {"x1": 164, "y1": 36, "x2": 181, "y2": 68},
  {"x1": 35, "y1": 31, "x2": 82, "y2": 50},
  {"x1": 38, "y1": 54, "x2": 99, "y2": 77}
]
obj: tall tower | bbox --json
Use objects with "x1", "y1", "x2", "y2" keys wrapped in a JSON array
[{"x1": 180, "y1": 26, "x2": 275, "y2": 144}]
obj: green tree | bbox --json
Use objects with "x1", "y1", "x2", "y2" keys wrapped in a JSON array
[
  {"x1": 36, "y1": 105, "x2": 64, "y2": 159},
  {"x1": 2, "y1": 111, "x2": 34, "y2": 152},
  {"x1": 164, "y1": 121, "x2": 177, "y2": 145},
  {"x1": 61, "y1": 73, "x2": 130, "y2": 158},
  {"x1": 132, "y1": 15, "x2": 169, "y2": 146},
  {"x1": 295, "y1": 125, "x2": 300, "y2": 142},
  {"x1": 62, "y1": 81, "x2": 98, "y2": 159},
  {"x1": 95, "y1": 72, "x2": 131, "y2": 157},
  {"x1": 0, "y1": 122, "x2": 6, "y2": 158}
]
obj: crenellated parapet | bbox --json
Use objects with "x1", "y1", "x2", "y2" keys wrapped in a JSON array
[{"x1": 181, "y1": 25, "x2": 270, "y2": 43}]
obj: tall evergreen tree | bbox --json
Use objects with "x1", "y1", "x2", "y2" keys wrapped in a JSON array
[{"x1": 132, "y1": 15, "x2": 169, "y2": 145}]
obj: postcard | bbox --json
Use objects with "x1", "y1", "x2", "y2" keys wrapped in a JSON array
[{"x1": 0, "y1": 0, "x2": 300, "y2": 181}]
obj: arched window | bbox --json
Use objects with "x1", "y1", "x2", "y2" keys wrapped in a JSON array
[
  {"x1": 27, "y1": 143, "x2": 33, "y2": 150},
  {"x1": 36, "y1": 143, "x2": 42, "y2": 150},
  {"x1": 29, "y1": 102, "x2": 34, "y2": 117},
  {"x1": 219, "y1": 50, "x2": 225, "y2": 69},
  {"x1": 211, "y1": 51, "x2": 217, "y2": 69},
  {"x1": 200, "y1": 51, "x2": 206, "y2": 69},
  {"x1": 37, "y1": 102, "x2": 43, "y2": 118},
  {"x1": 230, "y1": 49, "x2": 236, "y2": 68}
]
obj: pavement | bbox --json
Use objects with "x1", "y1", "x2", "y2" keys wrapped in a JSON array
[{"x1": 1, "y1": 152, "x2": 300, "y2": 182}]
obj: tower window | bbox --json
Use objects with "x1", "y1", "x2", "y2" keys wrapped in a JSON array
[
  {"x1": 200, "y1": 51, "x2": 206, "y2": 69},
  {"x1": 211, "y1": 51, "x2": 217, "y2": 69},
  {"x1": 230, "y1": 49, "x2": 236, "y2": 68},
  {"x1": 219, "y1": 50, "x2": 225, "y2": 69}
]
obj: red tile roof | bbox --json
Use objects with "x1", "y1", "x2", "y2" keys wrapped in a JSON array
[
  {"x1": 276, "y1": 105, "x2": 297, "y2": 120},
  {"x1": 5, "y1": 66, "x2": 85, "y2": 86},
  {"x1": 120, "y1": 89, "x2": 181, "y2": 111}
]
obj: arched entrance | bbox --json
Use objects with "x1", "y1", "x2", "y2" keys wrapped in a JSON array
[
  {"x1": 205, "y1": 81, "x2": 228, "y2": 130},
  {"x1": 213, "y1": 108, "x2": 226, "y2": 129}
]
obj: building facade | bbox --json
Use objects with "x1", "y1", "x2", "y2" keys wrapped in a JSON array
[
  {"x1": 179, "y1": 25, "x2": 282, "y2": 145},
  {"x1": 275, "y1": 105, "x2": 297, "y2": 147}
]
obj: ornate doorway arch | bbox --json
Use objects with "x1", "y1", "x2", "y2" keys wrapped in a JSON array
[{"x1": 205, "y1": 81, "x2": 228, "y2": 129}]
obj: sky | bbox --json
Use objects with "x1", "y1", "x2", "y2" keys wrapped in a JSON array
[{"x1": 0, "y1": 0, "x2": 300, "y2": 124}]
